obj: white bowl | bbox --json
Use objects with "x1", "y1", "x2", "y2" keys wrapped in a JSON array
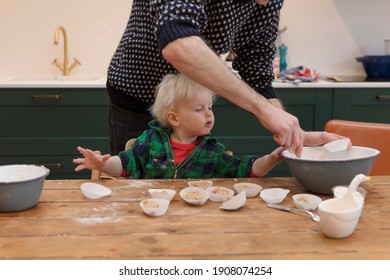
[
  {"x1": 282, "y1": 146, "x2": 379, "y2": 194},
  {"x1": 0, "y1": 164, "x2": 50, "y2": 212},
  {"x1": 180, "y1": 186, "x2": 210, "y2": 206},
  {"x1": 220, "y1": 191, "x2": 246, "y2": 211},
  {"x1": 233, "y1": 182, "x2": 262, "y2": 197},
  {"x1": 323, "y1": 139, "x2": 350, "y2": 152},
  {"x1": 81, "y1": 182, "x2": 112, "y2": 199},
  {"x1": 207, "y1": 186, "x2": 234, "y2": 202},
  {"x1": 148, "y1": 189, "x2": 176, "y2": 201},
  {"x1": 292, "y1": 193, "x2": 322, "y2": 210},
  {"x1": 140, "y1": 198, "x2": 170, "y2": 217},
  {"x1": 259, "y1": 188, "x2": 290, "y2": 204}
]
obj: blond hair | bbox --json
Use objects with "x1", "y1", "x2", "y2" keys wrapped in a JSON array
[{"x1": 150, "y1": 73, "x2": 215, "y2": 127}]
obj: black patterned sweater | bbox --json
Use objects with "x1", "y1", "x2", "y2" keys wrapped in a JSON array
[{"x1": 107, "y1": 0, "x2": 283, "y2": 111}]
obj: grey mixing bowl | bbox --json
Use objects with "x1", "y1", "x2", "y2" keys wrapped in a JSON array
[
  {"x1": 282, "y1": 146, "x2": 379, "y2": 195},
  {"x1": 0, "y1": 164, "x2": 50, "y2": 212}
]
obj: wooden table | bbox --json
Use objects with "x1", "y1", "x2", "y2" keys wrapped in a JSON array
[{"x1": 0, "y1": 177, "x2": 389, "y2": 260}]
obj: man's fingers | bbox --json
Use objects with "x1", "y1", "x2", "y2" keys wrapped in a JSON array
[{"x1": 275, "y1": 130, "x2": 303, "y2": 155}]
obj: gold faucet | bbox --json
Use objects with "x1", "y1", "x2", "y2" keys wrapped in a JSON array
[{"x1": 52, "y1": 26, "x2": 81, "y2": 75}]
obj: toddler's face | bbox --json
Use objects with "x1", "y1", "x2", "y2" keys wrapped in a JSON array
[{"x1": 174, "y1": 89, "x2": 215, "y2": 137}]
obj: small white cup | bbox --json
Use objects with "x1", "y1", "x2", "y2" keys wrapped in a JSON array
[
  {"x1": 332, "y1": 185, "x2": 367, "y2": 205},
  {"x1": 318, "y1": 198, "x2": 363, "y2": 239}
]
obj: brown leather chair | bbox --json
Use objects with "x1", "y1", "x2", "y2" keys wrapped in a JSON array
[{"x1": 325, "y1": 119, "x2": 390, "y2": 175}]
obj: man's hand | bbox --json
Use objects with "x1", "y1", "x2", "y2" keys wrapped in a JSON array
[{"x1": 261, "y1": 98, "x2": 304, "y2": 157}]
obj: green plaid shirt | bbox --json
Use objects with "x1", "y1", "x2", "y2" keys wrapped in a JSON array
[{"x1": 118, "y1": 120, "x2": 257, "y2": 179}]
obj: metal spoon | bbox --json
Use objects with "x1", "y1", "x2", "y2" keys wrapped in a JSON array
[{"x1": 267, "y1": 203, "x2": 320, "y2": 222}]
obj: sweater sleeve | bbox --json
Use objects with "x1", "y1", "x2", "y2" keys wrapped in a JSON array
[
  {"x1": 232, "y1": 2, "x2": 283, "y2": 99},
  {"x1": 118, "y1": 131, "x2": 151, "y2": 178},
  {"x1": 213, "y1": 142, "x2": 257, "y2": 178},
  {"x1": 150, "y1": 0, "x2": 208, "y2": 51}
]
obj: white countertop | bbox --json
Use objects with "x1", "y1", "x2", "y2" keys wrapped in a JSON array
[
  {"x1": 0, "y1": 76, "x2": 107, "y2": 88},
  {"x1": 1, "y1": 76, "x2": 390, "y2": 89},
  {"x1": 273, "y1": 80, "x2": 390, "y2": 88}
]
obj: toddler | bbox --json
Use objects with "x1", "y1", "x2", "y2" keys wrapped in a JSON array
[{"x1": 73, "y1": 73, "x2": 284, "y2": 178}]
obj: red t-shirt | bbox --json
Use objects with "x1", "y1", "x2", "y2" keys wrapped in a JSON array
[{"x1": 170, "y1": 138, "x2": 200, "y2": 165}]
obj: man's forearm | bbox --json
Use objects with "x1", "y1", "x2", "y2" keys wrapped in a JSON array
[
  {"x1": 162, "y1": 36, "x2": 270, "y2": 116},
  {"x1": 267, "y1": 98, "x2": 285, "y2": 110},
  {"x1": 162, "y1": 35, "x2": 304, "y2": 155}
]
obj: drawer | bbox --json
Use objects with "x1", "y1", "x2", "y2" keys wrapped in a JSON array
[
  {"x1": 0, "y1": 138, "x2": 110, "y2": 156},
  {"x1": 0, "y1": 88, "x2": 108, "y2": 106},
  {"x1": 1, "y1": 106, "x2": 109, "y2": 137},
  {"x1": 0, "y1": 155, "x2": 91, "y2": 179},
  {"x1": 0, "y1": 89, "x2": 109, "y2": 138},
  {"x1": 0, "y1": 137, "x2": 109, "y2": 179},
  {"x1": 333, "y1": 89, "x2": 390, "y2": 123},
  {"x1": 0, "y1": 88, "x2": 110, "y2": 179}
]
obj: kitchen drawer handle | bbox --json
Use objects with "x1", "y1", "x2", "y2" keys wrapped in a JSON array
[
  {"x1": 32, "y1": 95, "x2": 62, "y2": 101},
  {"x1": 375, "y1": 95, "x2": 390, "y2": 100},
  {"x1": 41, "y1": 163, "x2": 63, "y2": 170}
]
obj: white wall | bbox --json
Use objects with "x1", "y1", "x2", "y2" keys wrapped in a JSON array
[
  {"x1": 279, "y1": 0, "x2": 390, "y2": 76},
  {"x1": 0, "y1": 0, "x2": 132, "y2": 77},
  {"x1": 1, "y1": 0, "x2": 390, "y2": 78}
]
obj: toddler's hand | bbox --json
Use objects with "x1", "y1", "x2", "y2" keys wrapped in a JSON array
[
  {"x1": 73, "y1": 146, "x2": 111, "y2": 172},
  {"x1": 269, "y1": 146, "x2": 285, "y2": 165}
]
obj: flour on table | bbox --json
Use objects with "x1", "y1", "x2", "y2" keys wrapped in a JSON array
[
  {"x1": 73, "y1": 202, "x2": 122, "y2": 225},
  {"x1": 119, "y1": 180, "x2": 155, "y2": 189},
  {"x1": 74, "y1": 217, "x2": 122, "y2": 225}
]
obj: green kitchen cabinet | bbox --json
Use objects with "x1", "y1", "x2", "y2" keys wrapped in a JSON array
[
  {"x1": 0, "y1": 88, "x2": 110, "y2": 179},
  {"x1": 212, "y1": 88, "x2": 334, "y2": 177},
  {"x1": 2, "y1": 85, "x2": 389, "y2": 179},
  {"x1": 333, "y1": 88, "x2": 390, "y2": 123}
]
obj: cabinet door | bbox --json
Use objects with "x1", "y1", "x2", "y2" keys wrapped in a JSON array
[
  {"x1": 333, "y1": 88, "x2": 390, "y2": 123},
  {"x1": 212, "y1": 88, "x2": 333, "y2": 176},
  {"x1": 0, "y1": 88, "x2": 110, "y2": 179}
]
